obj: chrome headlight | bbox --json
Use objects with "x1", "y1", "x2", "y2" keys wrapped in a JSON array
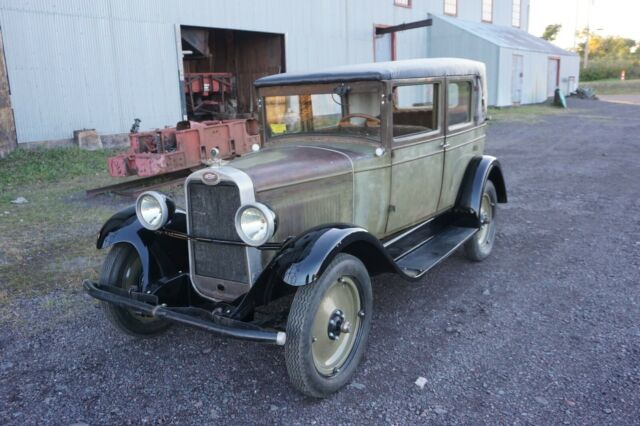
[
  {"x1": 135, "y1": 191, "x2": 174, "y2": 230},
  {"x1": 234, "y1": 203, "x2": 276, "y2": 247}
]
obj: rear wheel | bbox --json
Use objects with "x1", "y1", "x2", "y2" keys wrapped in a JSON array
[
  {"x1": 464, "y1": 180, "x2": 497, "y2": 261},
  {"x1": 100, "y1": 244, "x2": 171, "y2": 336},
  {"x1": 285, "y1": 254, "x2": 373, "y2": 398}
]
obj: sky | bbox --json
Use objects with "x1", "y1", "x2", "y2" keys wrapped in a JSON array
[{"x1": 529, "y1": 0, "x2": 640, "y2": 50}]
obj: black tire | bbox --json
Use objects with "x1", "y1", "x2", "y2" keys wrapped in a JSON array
[
  {"x1": 100, "y1": 244, "x2": 171, "y2": 337},
  {"x1": 464, "y1": 180, "x2": 498, "y2": 262},
  {"x1": 285, "y1": 253, "x2": 373, "y2": 398}
]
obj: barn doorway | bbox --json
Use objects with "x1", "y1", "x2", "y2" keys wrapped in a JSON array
[{"x1": 179, "y1": 26, "x2": 285, "y2": 120}]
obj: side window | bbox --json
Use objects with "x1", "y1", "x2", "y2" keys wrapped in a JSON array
[
  {"x1": 392, "y1": 83, "x2": 439, "y2": 138},
  {"x1": 447, "y1": 81, "x2": 472, "y2": 127}
]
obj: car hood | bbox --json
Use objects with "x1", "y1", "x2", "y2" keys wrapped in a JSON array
[{"x1": 229, "y1": 144, "x2": 369, "y2": 192}]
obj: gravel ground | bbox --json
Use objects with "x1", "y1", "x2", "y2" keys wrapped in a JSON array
[{"x1": 1, "y1": 98, "x2": 639, "y2": 425}]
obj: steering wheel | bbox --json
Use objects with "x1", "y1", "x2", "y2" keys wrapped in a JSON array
[{"x1": 338, "y1": 113, "x2": 381, "y2": 128}]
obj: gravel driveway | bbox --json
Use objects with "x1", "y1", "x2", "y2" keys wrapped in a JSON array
[{"x1": 1, "y1": 98, "x2": 639, "y2": 425}]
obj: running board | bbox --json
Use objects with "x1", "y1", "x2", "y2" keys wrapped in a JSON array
[{"x1": 394, "y1": 226, "x2": 478, "y2": 278}]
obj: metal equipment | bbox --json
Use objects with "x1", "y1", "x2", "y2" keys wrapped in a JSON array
[
  {"x1": 185, "y1": 72, "x2": 235, "y2": 118},
  {"x1": 107, "y1": 118, "x2": 260, "y2": 178}
]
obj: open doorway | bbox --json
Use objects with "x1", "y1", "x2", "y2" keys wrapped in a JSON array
[
  {"x1": 180, "y1": 26, "x2": 285, "y2": 120},
  {"x1": 373, "y1": 25, "x2": 396, "y2": 62}
]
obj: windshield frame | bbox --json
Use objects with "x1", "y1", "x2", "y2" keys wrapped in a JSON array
[{"x1": 258, "y1": 81, "x2": 386, "y2": 146}]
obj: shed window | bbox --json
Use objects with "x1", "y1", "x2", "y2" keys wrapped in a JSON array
[
  {"x1": 392, "y1": 83, "x2": 439, "y2": 138},
  {"x1": 482, "y1": 0, "x2": 493, "y2": 22},
  {"x1": 394, "y1": 0, "x2": 411, "y2": 7},
  {"x1": 447, "y1": 82, "x2": 472, "y2": 127},
  {"x1": 444, "y1": 0, "x2": 457, "y2": 16},
  {"x1": 512, "y1": 0, "x2": 521, "y2": 27}
]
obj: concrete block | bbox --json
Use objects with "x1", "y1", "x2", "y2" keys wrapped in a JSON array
[{"x1": 73, "y1": 129, "x2": 103, "y2": 151}]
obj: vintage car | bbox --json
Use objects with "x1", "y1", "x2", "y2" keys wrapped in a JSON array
[{"x1": 84, "y1": 58, "x2": 507, "y2": 397}]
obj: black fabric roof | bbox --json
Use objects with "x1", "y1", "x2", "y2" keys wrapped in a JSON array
[{"x1": 254, "y1": 58, "x2": 486, "y2": 87}]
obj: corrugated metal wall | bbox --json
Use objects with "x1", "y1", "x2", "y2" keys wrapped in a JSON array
[
  {"x1": 427, "y1": 17, "x2": 500, "y2": 105},
  {"x1": 0, "y1": 0, "x2": 528, "y2": 143},
  {"x1": 428, "y1": 13, "x2": 578, "y2": 107}
]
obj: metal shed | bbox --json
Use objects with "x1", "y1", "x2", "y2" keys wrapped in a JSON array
[{"x1": 427, "y1": 14, "x2": 580, "y2": 106}]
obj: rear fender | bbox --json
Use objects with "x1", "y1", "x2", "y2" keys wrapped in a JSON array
[
  {"x1": 455, "y1": 155, "x2": 507, "y2": 227},
  {"x1": 97, "y1": 207, "x2": 188, "y2": 290}
]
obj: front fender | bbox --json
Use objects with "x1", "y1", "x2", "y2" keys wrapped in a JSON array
[
  {"x1": 230, "y1": 225, "x2": 411, "y2": 318},
  {"x1": 271, "y1": 224, "x2": 399, "y2": 287},
  {"x1": 97, "y1": 207, "x2": 188, "y2": 290}
]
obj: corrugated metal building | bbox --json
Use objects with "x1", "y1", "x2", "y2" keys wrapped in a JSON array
[
  {"x1": 428, "y1": 14, "x2": 580, "y2": 106},
  {"x1": 0, "y1": 0, "x2": 577, "y2": 147}
]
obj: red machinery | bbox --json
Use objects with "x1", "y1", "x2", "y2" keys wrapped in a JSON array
[
  {"x1": 185, "y1": 72, "x2": 235, "y2": 118},
  {"x1": 108, "y1": 118, "x2": 260, "y2": 177}
]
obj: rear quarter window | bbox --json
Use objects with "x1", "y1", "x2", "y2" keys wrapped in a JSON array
[{"x1": 447, "y1": 81, "x2": 472, "y2": 127}]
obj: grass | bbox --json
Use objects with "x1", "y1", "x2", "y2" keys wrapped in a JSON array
[
  {"x1": 488, "y1": 102, "x2": 571, "y2": 123},
  {"x1": 0, "y1": 147, "x2": 117, "y2": 197},
  {"x1": 0, "y1": 146, "x2": 128, "y2": 303},
  {"x1": 581, "y1": 79, "x2": 640, "y2": 96}
]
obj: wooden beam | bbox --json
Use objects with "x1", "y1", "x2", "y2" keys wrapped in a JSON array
[{"x1": 375, "y1": 19, "x2": 432, "y2": 35}]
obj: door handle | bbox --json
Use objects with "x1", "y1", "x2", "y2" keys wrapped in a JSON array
[{"x1": 441, "y1": 142, "x2": 450, "y2": 149}]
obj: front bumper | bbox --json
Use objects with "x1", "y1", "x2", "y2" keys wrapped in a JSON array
[{"x1": 83, "y1": 280, "x2": 286, "y2": 345}]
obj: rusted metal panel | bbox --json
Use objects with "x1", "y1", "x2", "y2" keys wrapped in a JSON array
[
  {"x1": 108, "y1": 118, "x2": 259, "y2": 177},
  {"x1": 231, "y1": 145, "x2": 353, "y2": 193},
  {"x1": 439, "y1": 125, "x2": 486, "y2": 210},
  {"x1": 258, "y1": 173, "x2": 354, "y2": 243}
]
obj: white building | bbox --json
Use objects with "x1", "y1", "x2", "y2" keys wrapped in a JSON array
[{"x1": 0, "y1": 0, "x2": 578, "y2": 152}]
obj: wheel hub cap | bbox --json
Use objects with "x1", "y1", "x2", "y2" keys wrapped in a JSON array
[
  {"x1": 327, "y1": 309, "x2": 347, "y2": 340},
  {"x1": 311, "y1": 276, "x2": 361, "y2": 376},
  {"x1": 477, "y1": 193, "x2": 494, "y2": 244}
]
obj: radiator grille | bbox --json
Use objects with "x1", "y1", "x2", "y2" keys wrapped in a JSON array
[{"x1": 188, "y1": 182, "x2": 248, "y2": 283}]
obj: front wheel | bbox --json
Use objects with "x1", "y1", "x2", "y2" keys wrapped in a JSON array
[
  {"x1": 464, "y1": 180, "x2": 498, "y2": 261},
  {"x1": 285, "y1": 253, "x2": 373, "y2": 398},
  {"x1": 100, "y1": 244, "x2": 171, "y2": 337}
]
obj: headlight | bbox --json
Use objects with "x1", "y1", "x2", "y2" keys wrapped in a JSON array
[
  {"x1": 135, "y1": 191, "x2": 174, "y2": 230},
  {"x1": 234, "y1": 203, "x2": 276, "y2": 246}
]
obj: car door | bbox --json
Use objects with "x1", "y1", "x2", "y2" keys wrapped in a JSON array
[
  {"x1": 438, "y1": 77, "x2": 486, "y2": 211},
  {"x1": 385, "y1": 79, "x2": 445, "y2": 234}
]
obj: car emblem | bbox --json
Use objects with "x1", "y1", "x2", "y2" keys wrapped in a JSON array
[{"x1": 202, "y1": 172, "x2": 220, "y2": 185}]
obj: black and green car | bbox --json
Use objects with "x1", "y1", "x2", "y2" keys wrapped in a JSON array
[{"x1": 85, "y1": 58, "x2": 507, "y2": 397}]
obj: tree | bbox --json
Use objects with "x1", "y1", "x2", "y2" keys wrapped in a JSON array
[
  {"x1": 576, "y1": 30, "x2": 637, "y2": 60},
  {"x1": 542, "y1": 24, "x2": 562, "y2": 42}
]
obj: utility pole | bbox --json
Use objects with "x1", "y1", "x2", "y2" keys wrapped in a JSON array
[{"x1": 583, "y1": 0, "x2": 594, "y2": 69}]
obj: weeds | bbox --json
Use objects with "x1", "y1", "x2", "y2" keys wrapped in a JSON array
[
  {"x1": 0, "y1": 146, "x2": 127, "y2": 301},
  {"x1": 0, "y1": 147, "x2": 118, "y2": 195},
  {"x1": 582, "y1": 79, "x2": 640, "y2": 96}
]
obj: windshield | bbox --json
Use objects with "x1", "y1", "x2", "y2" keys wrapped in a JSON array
[{"x1": 263, "y1": 84, "x2": 382, "y2": 142}]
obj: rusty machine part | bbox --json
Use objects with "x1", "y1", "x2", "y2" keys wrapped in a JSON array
[
  {"x1": 107, "y1": 118, "x2": 260, "y2": 178},
  {"x1": 185, "y1": 72, "x2": 236, "y2": 119}
]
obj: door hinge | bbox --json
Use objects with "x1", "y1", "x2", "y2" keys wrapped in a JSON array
[{"x1": 388, "y1": 205, "x2": 396, "y2": 213}]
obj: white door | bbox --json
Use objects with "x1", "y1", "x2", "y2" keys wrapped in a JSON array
[
  {"x1": 511, "y1": 54, "x2": 524, "y2": 104},
  {"x1": 547, "y1": 58, "x2": 560, "y2": 97}
]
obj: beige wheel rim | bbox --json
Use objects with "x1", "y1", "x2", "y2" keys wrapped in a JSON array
[
  {"x1": 311, "y1": 276, "x2": 361, "y2": 376},
  {"x1": 477, "y1": 192, "x2": 494, "y2": 245}
]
